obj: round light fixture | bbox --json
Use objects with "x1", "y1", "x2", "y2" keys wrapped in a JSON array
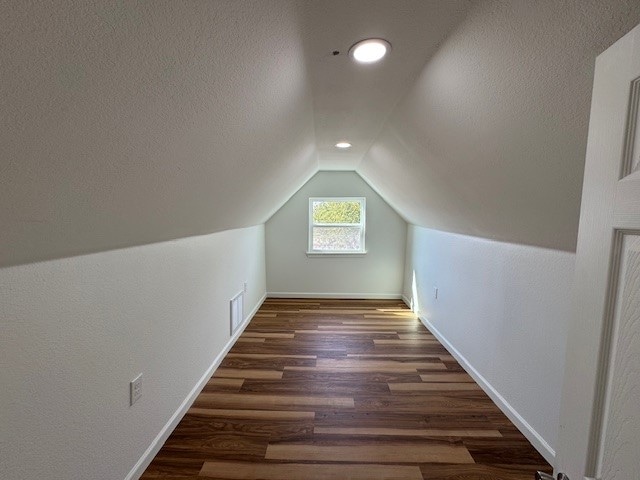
[
  {"x1": 335, "y1": 142, "x2": 352, "y2": 149},
  {"x1": 349, "y1": 38, "x2": 391, "y2": 64}
]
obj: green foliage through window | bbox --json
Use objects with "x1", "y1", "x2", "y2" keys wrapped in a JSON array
[
  {"x1": 312, "y1": 201, "x2": 361, "y2": 224},
  {"x1": 309, "y1": 198, "x2": 366, "y2": 253}
]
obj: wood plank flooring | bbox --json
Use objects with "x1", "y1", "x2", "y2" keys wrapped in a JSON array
[{"x1": 141, "y1": 298, "x2": 552, "y2": 480}]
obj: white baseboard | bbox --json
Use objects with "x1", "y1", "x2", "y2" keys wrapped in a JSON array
[
  {"x1": 267, "y1": 292, "x2": 402, "y2": 299},
  {"x1": 417, "y1": 313, "x2": 556, "y2": 465},
  {"x1": 401, "y1": 294, "x2": 412, "y2": 308},
  {"x1": 124, "y1": 292, "x2": 267, "y2": 480}
]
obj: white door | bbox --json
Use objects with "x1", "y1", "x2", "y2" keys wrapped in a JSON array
[{"x1": 555, "y1": 22, "x2": 640, "y2": 480}]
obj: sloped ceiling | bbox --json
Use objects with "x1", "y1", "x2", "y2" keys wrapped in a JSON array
[
  {"x1": 301, "y1": 0, "x2": 470, "y2": 170},
  {"x1": 1, "y1": 0, "x2": 317, "y2": 266},
  {"x1": 357, "y1": 0, "x2": 640, "y2": 251},
  {"x1": 2, "y1": 1, "x2": 640, "y2": 266}
]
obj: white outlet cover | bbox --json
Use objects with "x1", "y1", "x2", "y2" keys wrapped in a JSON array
[{"x1": 130, "y1": 373, "x2": 143, "y2": 406}]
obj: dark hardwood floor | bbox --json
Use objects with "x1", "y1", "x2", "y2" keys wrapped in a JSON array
[{"x1": 141, "y1": 298, "x2": 552, "y2": 479}]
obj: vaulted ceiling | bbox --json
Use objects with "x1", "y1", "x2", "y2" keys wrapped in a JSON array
[{"x1": 2, "y1": 0, "x2": 640, "y2": 266}]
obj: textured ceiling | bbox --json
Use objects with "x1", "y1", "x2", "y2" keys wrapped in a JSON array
[
  {"x1": 300, "y1": 0, "x2": 470, "y2": 170},
  {"x1": 2, "y1": 0, "x2": 640, "y2": 266},
  {"x1": 358, "y1": 0, "x2": 640, "y2": 251},
  {"x1": 1, "y1": 0, "x2": 317, "y2": 266}
]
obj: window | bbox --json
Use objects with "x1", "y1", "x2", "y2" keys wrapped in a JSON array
[{"x1": 308, "y1": 197, "x2": 366, "y2": 254}]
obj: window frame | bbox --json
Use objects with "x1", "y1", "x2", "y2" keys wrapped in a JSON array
[{"x1": 307, "y1": 196, "x2": 367, "y2": 255}]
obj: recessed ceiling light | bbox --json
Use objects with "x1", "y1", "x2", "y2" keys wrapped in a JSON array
[
  {"x1": 349, "y1": 38, "x2": 391, "y2": 64},
  {"x1": 335, "y1": 142, "x2": 352, "y2": 149}
]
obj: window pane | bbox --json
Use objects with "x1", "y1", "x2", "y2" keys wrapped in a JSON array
[
  {"x1": 312, "y1": 200, "x2": 361, "y2": 224},
  {"x1": 312, "y1": 226, "x2": 362, "y2": 251}
]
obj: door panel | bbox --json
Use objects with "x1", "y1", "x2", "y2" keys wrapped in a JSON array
[
  {"x1": 599, "y1": 235, "x2": 640, "y2": 480},
  {"x1": 623, "y1": 77, "x2": 640, "y2": 176}
]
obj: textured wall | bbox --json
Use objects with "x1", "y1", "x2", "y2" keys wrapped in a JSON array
[
  {"x1": 359, "y1": 0, "x2": 640, "y2": 251},
  {"x1": 0, "y1": 1, "x2": 316, "y2": 267},
  {"x1": 403, "y1": 225, "x2": 575, "y2": 459},
  {"x1": 266, "y1": 171, "x2": 406, "y2": 297},
  {"x1": 0, "y1": 226, "x2": 266, "y2": 480}
]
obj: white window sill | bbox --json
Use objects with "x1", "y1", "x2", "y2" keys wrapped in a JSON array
[{"x1": 306, "y1": 251, "x2": 368, "y2": 258}]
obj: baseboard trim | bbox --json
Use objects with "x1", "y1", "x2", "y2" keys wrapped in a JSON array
[
  {"x1": 417, "y1": 313, "x2": 556, "y2": 465},
  {"x1": 267, "y1": 292, "x2": 402, "y2": 300},
  {"x1": 401, "y1": 294, "x2": 412, "y2": 308},
  {"x1": 124, "y1": 292, "x2": 267, "y2": 480}
]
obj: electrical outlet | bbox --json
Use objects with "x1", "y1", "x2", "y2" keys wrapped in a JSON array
[
  {"x1": 243, "y1": 281, "x2": 248, "y2": 293},
  {"x1": 130, "y1": 373, "x2": 143, "y2": 406}
]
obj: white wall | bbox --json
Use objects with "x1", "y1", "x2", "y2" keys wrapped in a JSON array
[
  {"x1": 403, "y1": 225, "x2": 575, "y2": 462},
  {"x1": 266, "y1": 171, "x2": 406, "y2": 298},
  {"x1": 0, "y1": 225, "x2": 266, "y2": 480}
]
